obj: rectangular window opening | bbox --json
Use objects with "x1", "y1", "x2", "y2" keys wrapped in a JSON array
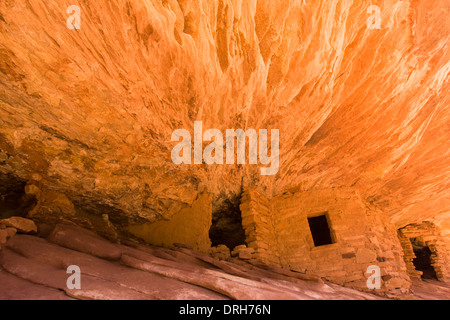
[{"x1": 308, "y1": 214, "x2": 334, "y2": 247}]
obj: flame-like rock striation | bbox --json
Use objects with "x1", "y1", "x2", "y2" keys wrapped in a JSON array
[{"x1": 0, "y1": 1, "x2": 449, "y2": 247}]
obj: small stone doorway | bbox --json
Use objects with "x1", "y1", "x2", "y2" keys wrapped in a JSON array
[
  {"x1": 398, "y1": 222, "x2": 449, "y2": 282},
  {"x1": 209, "y1": 195, "x2": 246, "y2": 250},
  {"x1": 410, "y1": 238, "x2": 438, "y2": 280}
]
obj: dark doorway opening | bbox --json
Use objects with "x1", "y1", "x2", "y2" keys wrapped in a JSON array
[
  {"x1": 410, "y1": 238, "x2": 438, "y2": 280},
  {"x1": 0, "y1": 173, "x2": 36, "y2": 219},
  {"x1": 209, "y1": 195, "x2": 246, "y2": 250},
  {"x1": 308, "y1": 214, "x2": 334, "y2": 247}
]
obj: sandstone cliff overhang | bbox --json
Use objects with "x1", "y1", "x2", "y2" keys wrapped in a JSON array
[{"x1": 0, "y1": 1, "x2": 448, "y2": 254}]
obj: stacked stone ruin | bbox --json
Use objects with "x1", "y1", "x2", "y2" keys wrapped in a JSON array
[
  {"x1": 398, "y1": 222, "x2": 450, "y2": 282},
  {"x1": 123, "y1": 186, "x2": 449, "y2": 297}
]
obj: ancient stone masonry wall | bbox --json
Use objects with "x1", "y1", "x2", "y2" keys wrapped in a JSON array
[
  {"x1": 269, "y1": 187, "x2": 411, "y2": 294},
  {"x1": 398, "y1": 222, "x2": 450, "y2": 282},
  {"x1": 125, "y1": 192, "x2": 212, "y2": 254},
  {"x1": 239, "y1": 188, "x2": 281, "y2": 267},
  {"x1": 397, "y1": 233, "x2": 423, "y2": 280}
]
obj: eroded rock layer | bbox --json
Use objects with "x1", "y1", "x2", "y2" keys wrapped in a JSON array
[
  {"x1": 0, "y1": 1, "x2": 449, "y2": 249},
  {"x1": 1, "y1": 222, "x2": 449, "y2": 300}
]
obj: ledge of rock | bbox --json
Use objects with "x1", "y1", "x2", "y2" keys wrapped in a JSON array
[
  {"x1": 0, "y1": 217, "x2": 37, "y2": 234},
  {"x1": 0, "y1": 222, "x2": 449, "y2": 300}
]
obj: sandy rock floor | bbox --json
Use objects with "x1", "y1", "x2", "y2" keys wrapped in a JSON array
[{"x1": 0, "y1": 224, "x2": 448, "y2": 300}]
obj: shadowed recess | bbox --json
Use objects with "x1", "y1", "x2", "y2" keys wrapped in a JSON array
[{"x1": 209, "y1": 194, "x2": 246, "y2": 250}]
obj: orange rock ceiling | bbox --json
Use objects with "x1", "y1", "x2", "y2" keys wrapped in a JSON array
[{"x1": 0, "y1": 1, "x2": 449, "y2": 245}]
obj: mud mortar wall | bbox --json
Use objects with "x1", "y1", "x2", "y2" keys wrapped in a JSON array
[
  {"x1": 244, "y1": 187, "x2": 412, "y2": 293},
  {"x1": 398, "y1": 222, "x2": 450, "y2": 282}
]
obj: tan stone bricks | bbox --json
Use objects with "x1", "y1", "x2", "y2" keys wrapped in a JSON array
[
  {"x1": 398, "y1": 222, "x2": 450, "y2": 282},
  {"x1": 210, "y1": 245, "x2": 231, "y2": 260},
  {"x1": 355, "y1": 248, "x2": 378, "y2": 264},
  {"x1": 242, "y1": 187, "x2": 413, "y2": 296}
]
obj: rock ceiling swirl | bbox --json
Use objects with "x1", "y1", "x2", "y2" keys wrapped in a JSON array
[{"x1": 0, "y1": 0, "x2": 449, "y2": 243}]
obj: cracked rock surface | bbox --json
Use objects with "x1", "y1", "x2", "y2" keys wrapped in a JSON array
[{"x1": 1, "y1": 223, "x2": 449, "y2": 300}]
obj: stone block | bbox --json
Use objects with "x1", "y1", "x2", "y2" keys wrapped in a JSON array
[
  {"x1": 238, "y1": 248, "x2": 255, "y2": 260},
  {"x1": 0, "y1": 217, "x2": 37, "y2": 234},
  {"x1": 355, "y1": 248, "x2": 377, "y2": 264}
]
